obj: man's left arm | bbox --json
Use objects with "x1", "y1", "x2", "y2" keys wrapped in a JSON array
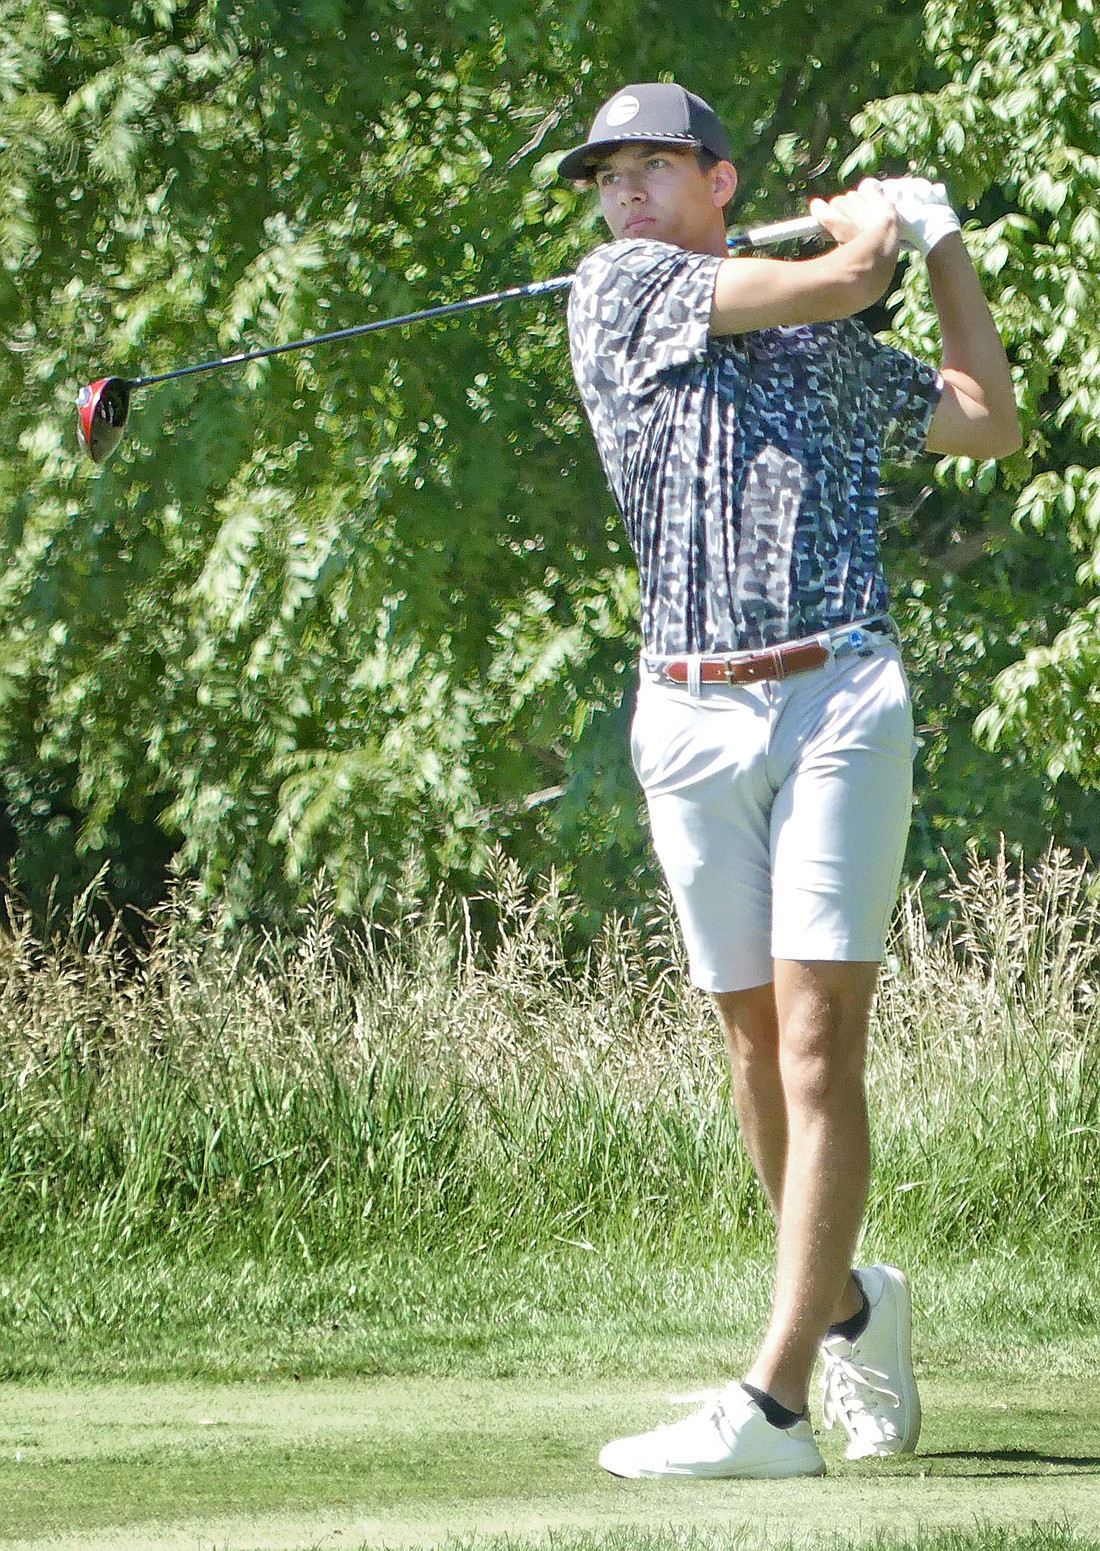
[{"x1": 924, "y1": 232, "x2": 1021, "y2": 459}]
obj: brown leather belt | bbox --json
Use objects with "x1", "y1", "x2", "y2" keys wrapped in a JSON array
[
  {"x1": 646, "y1": 619, "x2": 894, "y2": 687},
  {"x1": 661, "y1": 639, "x2": 830, "y2": 685}
]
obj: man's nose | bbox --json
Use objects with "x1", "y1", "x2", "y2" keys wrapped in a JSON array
[{"x1": 617, "y1": 176, "x2": 646, "y2": 203}]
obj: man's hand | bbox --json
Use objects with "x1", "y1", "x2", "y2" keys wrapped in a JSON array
[
  {"x1": 866, "y1": 176, "x2": 962, "y2": 257},
  {"x1": 809, "y1": 181, "x2": 901, "y2": 255},
  {"x1": 710, "y1": 180, "x2": 900, "y2": 335}
]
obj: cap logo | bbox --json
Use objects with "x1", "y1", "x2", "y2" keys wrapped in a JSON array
[{"x1": 604, "y1": 94, "x2": 641, "y2": 128}]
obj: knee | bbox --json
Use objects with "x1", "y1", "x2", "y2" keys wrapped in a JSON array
[
  {"x1": 713, "y1": 986, "x2": 780, "y2": 1075},
  {"x1": 779, "y1": 1019, "x2": 867, "y2": 1112},
  {"x1": 773, "y1": 961, "x2": 876, "y2": 1108}
]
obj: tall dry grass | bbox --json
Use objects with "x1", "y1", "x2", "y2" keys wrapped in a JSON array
[{"x1": 0, "y1": 846, "x2": 1095, "y2": 1262}]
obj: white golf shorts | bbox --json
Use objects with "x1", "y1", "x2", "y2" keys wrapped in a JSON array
[{"x1": 631, "y1": 640, "x2": 915, "y2": 992}]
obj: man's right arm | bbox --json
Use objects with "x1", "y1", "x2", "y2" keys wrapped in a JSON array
[{"x1": 710, "y1": 184, "x2": 901, "y2": 336}]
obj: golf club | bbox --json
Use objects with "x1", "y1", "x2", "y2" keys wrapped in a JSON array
[{"x1": 76, "y1": 213, "x2": 822, "y2": 465}]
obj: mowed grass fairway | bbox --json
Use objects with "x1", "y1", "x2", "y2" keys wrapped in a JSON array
[{"x1": 2, "y1": 1370, "x2": 1099, "y2": 1550}]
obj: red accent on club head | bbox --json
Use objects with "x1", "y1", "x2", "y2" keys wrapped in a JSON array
[{"x1": 76, "y1": 377, "x2": 131, "y2": 465}]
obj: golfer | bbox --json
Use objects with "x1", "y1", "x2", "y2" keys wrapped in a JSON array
[{"x1": 559, "y1": 82, "x2": 1019, "y2": 1479}]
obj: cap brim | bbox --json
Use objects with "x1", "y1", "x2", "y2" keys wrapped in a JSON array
[{"x1": 557, "y1": 132, "x2": 700, "y2": 182}]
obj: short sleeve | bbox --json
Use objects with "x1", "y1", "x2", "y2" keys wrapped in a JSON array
[
  {"x1": 867, "y1": 338, "x2": 943, "y2": 463},
  {"x1": 568, "y1": 239, "x2": 723, "y2": 401}
]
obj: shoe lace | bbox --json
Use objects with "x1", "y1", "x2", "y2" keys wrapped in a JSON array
[
  {"x1": 668, "y1": 1388, "x2": 722, "y2": 1408},
  {"x1": 661, "y1": 1387, "x2": 734, "y2": 1435},
  {"x1": 821, "y1": 1353, "x2": 901, "y2": 1435}
]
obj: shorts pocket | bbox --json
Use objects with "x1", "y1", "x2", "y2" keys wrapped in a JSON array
[{"x1": 630, "y1": 683, "x2": 689, "y2": 790}]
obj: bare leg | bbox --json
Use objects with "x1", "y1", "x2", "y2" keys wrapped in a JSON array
[
  {"x1": 715, "y1": 960, "x2": 877, "y2": 1412},
  {"x1": 713, "y1": 981, "x2": 787, "y2": 1217}
]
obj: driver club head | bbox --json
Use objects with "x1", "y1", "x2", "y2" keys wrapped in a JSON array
[{"x1": 76, "y1": 376, "x2": 132, "y2": 465}]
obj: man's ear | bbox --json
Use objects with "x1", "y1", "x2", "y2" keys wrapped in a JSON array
[{"x1": 711, "y1": 160, "x2": 738, "y2": 211}]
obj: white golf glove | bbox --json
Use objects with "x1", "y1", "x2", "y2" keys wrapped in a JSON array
[{"x1": 861, "y1": 176, "x2": 961, "y2": 256}]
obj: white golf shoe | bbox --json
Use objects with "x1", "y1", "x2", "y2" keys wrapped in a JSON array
[
  {"x1": 599, "y1": 1383, "x2": 826, "y2": 1479},
  {"x1": 820, "y1": 1263, "x2": 921, "y2": 1459}
]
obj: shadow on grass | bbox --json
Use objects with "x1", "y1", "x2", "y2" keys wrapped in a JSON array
[{"x1": 920, "y1": 1448, "x2": 1100, "y2": 1475}]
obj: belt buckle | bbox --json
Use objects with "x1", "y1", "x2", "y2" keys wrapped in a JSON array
[
  {"x1": 835, "y1": 627, "x2": 871, "y2": 660},
  {"x1": 722, "y1": 655, "x2": 742, "y2": 684}
]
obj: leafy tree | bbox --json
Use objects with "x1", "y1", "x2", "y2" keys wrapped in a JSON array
[
  {"x1": 843, "y1": 0, "x2": 1100, "y2": 890},
  {"x1": 0, "y1": 0, "x2": 1095, "y2": 930}
]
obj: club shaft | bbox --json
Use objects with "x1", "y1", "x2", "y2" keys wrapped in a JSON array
[
  {"x1": 129, "y1": 277, "x2": 575, "y2": 389},
  {"x1": 127, "y1": 215, "x2": 822, "y2": 391}
]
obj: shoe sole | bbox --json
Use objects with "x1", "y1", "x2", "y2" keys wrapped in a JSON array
[
  {"x1": 601, "y1": 1451, "x2": 827, "y2": 1480},
  {"x1": 605, "y1": 1460, "x2": 827, "y2": 1479}
]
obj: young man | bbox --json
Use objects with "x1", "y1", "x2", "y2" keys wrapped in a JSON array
[{"x1": 559, "y1": 82, "x2": 1020, "y2": 1479}]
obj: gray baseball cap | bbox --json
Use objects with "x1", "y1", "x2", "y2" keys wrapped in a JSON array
[{"x1": 557, "y1": 82, "x2": 733, "y2": 182}]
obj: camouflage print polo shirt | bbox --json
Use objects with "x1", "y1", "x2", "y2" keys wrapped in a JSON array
[{"x1": 567, "y1": 238, "x2": 942, "y2": 655}]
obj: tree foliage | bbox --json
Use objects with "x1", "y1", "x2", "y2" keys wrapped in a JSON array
[
  {"x1": 845, "y1": 0, "x2": 1100, "y2": 877},
  {"x1": 0, "y1": 0, "x2": 1096, "y2": 926}
]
